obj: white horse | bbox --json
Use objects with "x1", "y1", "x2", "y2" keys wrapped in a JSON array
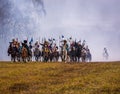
[
  {"x1": 81, "y1": 48, "x2": 86, "y2": 62},
  {"x1": 103, "y1": 48, "x2": 109, "y2": 60},
  {"x1": 61, "y1": 44, "x2": 69, "y2": 63},
  {"x1": 86, "y1": 49, "x2": 92, "y2": 62}
]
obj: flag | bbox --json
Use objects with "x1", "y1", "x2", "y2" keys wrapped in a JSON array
[
  {"x1": 31, "y1": 37, "x2": 33, "y2": 42},
  {"x1": 62, "y1": 35, "x2": 64, "y2": 38},
  {"x1": 48, "y1": 38, "x2": 52, "y2": 42},
  {"x1": 29, "y1": 37, "x2": 33, "y2": 44}
]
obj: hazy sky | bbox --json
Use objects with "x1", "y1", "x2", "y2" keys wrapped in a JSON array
[
  {"x1": 0, "y1": 0, "x2": 120, "y2": 61},
  {"x1": 40, "y1": 0, "x2": 120, "y2": 61}
]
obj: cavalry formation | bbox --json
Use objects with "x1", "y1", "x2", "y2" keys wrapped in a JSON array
[{"x1": 7, "y1": 38, "x2": 92, "y2": 63}]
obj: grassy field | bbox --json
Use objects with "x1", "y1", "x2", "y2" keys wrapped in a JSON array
[{"x1": 0, "y1": 61, "x2": 120, "y2": 94}]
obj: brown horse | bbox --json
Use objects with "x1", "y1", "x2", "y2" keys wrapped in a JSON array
[
  {"x1": 21, "y1": 46, "x2": 28, "y2": 62},
  {"x1": 43, "y1": 46, "x2": 50, "y2": 62}
]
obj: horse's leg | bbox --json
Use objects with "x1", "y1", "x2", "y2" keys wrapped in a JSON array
[
  {"x1": 77, "y1": 56, "x2": 79, "y2": 62},
  {"x1": 35, "y1": 56, "x2": 37, "y2": 61},
  {"x1": 78, "y1": 56, "x2": 81, "y2": 62},
  {"x1": 17, "y1": 56, "x2": 20, "y2": 62},
  {"x1": 36, "y1": 56, "x2": 39, "y2": 61},
  {"x1": 22, "y1": 57, "x2": 24, "y2": 62},
  {"x1": 46, "y1": 56, "x2": 49, "y2": 62},
  {"x1": 81, "y1": 53, "x2": 85, "y2": 62},
  {"x1": 70, "y1": 55, "x2": 72, "y2": 62},
  {"x1": 17, "y1": 53, "x2": 21, "y2": 62},
  {"x1": 50, "y1": 54, "x2": 53, "y2": 62},
  {"x1": 22, "y1": 57, "x2": 25, "y2": 62},
  {"x1": 11, "y1": 56, "x2": 13, "y2": 62},
  {"x1": 44, "y1": 56, "x2": 47, "y2": 62},
  {"x1": 47, "y1": 53, "x2": 50, "y2": 62},
  {"x1": 27, "y1": 56, "x2": 30, "y2": 62},
  {"x1": 81, "y1": 56, "x2": 84, "y2": 62},
  {"x1": 84, "y1": 55, "x2": 86, "y2": 62},
  {"x1": 56, "y1": 53, "x2": 59, "y2": 62},
  {"x1": 65, "y1": 51, "x2": 67, "y2": 63},
  {"x1": 13, "y1": 56, "x2": 16, "y2": 62},
  {"x1": 25, "y1": 57, "x2": 27, "y2": 63}
]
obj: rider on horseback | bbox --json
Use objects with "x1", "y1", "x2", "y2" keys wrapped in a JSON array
[
  {"x1": 61, "y1": 40, "x2": 69, "y2": 62},
  {"x1": 23, "y1": 40, "x2": 30, "y2": 55}
]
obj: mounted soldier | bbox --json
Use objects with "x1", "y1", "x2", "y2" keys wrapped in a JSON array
[
  {"x1": 61, "y1": 40, "x2": 69, "y2": 62},
  {"x1": 7, "y1": 39, "x2": 18, "y2": 62},
  {"x1": 86, "y1": 46, "x2": 92, "y2": 62},
  {"x1": 103, "y1": 47, "x2": 109, "y2": 60},
  {"x1": 34, "y1": 45, "x2": 41, "y2": 61},
  {"x1": 51, "y1": 44, "x2": 59, "y2": 62},
  {"x1": 43, "y1": 41, "x2": 50, "y2": 62}
]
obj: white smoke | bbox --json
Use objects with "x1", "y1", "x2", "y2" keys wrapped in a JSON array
[
  {"x1": 0, "y1": 0, "x2": 46, "y2": 60},
  {"x1": 40, "y1": 0, "x2": 120, "y2": 61}
]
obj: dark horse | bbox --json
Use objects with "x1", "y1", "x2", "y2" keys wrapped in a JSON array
[
  {"x1": 34, "y1": 47, "x2": 41, "y2": 61},
  {"x1": 75, "y1": 43, "x2": 82, "y2": 62},
  {"x1": 49, "y1": 50, "x2": 59, "y2": 62},
  {"x1": 8, "y1": 43, "x2": 18, "y2": 62},
  {"x1": 69, "y1": 43, "x2": 82, "y2": 62}
]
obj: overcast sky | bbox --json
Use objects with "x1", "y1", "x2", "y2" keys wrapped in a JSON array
[{"x1": 0, "y1": 0, "x2": 120, "y2": 61}]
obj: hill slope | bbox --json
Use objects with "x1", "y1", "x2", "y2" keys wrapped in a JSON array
[{"x1": 0, "y1": 62, "x2": 120, "y2": 94}]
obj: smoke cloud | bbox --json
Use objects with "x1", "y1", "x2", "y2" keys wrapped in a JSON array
[
  {"x1": 0, "y1": 0, "x2": 120, "y2": 61},
  {"x1": 0, "y1": 0, "x2": 45, "y2": 60}
]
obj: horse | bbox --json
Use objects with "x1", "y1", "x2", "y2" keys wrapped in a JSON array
[
  {"x1": 103, "y1": 48, "x2": 109, "y2": 60},
  {"x1": 60, "y1": 44, "x2": 69, "y2": 63},
  {"x1": 69, "y1": 46, "x2": 76, "y2": 62},
  {"x1": 7, "y1": 43, "x2": 18, "y2": 62},
  {"x1": 50, "y1": 50, "x2": 59, "y2": 62},
  {"x1": 15, "y1": 44, "x2": 22, "y2": 62},
  {"x1": 49, "y1": 46, "x2": 59, "y2": 62},
  {"x1": 86, "y1": 49, "x2": 92, "y2": 62},
  {"x1": 43, "y1": 46, "x2": 50, "y2": 62},
  {"x1": 69, "y1": 42, "x2": 82, "y2": 62},
  {"x1": 34, "y1": 47, "x2": 41, "y2": 61},
  {"x1": 81, "y1": 48, "x2": 86, "y2": 62},
  {"x1": 21, "y1": 46, "x2": 28, "y2": 62},
  {"x1": 27, "y1": 48, "x2": 32, "y2": 61},
  {"x1": 75, "y1": 44, "x2": 82, "y2": 62}
]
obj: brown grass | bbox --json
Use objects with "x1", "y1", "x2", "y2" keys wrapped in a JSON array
[{"x1": 0, "y1": 61, "x2": 120, "y2": 94}]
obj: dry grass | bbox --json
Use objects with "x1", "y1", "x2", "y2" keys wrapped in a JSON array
[{"x1": 0, "y1": 61, "x2": 120, "y2": 94}]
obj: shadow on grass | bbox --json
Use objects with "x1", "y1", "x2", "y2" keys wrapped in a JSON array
[{"x1": 9, "y1": 83, "x2": 29, "y2": 93}]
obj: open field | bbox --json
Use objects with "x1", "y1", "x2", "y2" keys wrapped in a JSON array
[{"x1": 0, "y1": 61, "x2": 120, "y2": 94}]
